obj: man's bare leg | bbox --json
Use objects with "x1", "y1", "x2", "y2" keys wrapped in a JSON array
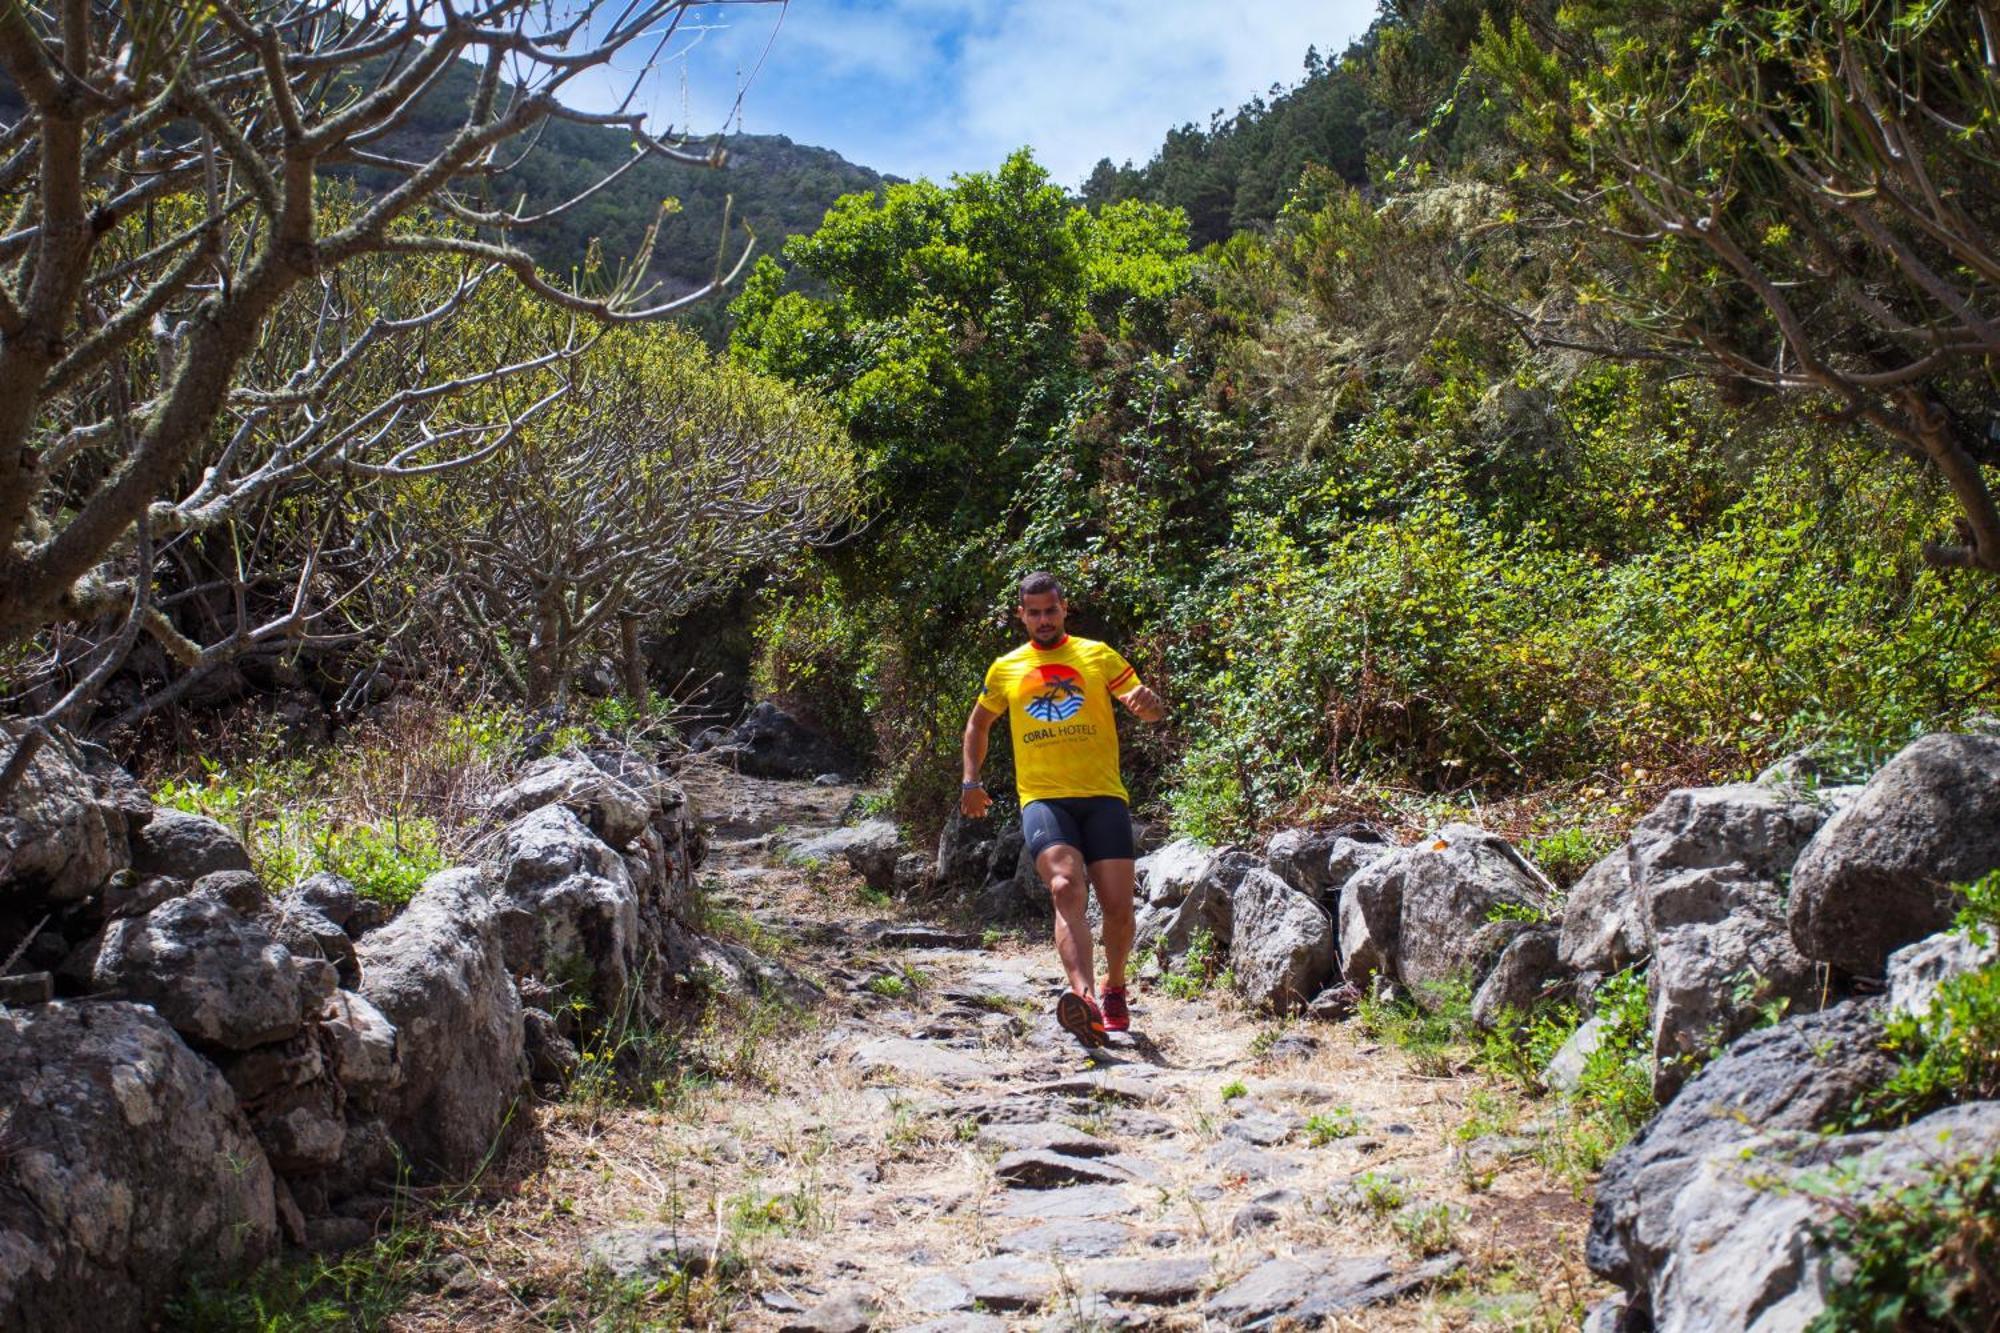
[
  {"x1": 1089, "y1": 857, "x2": 1137, "y2": 991},
  {"x1": 1038, "y1": 844, "x2": 1096, "y2": 997}
]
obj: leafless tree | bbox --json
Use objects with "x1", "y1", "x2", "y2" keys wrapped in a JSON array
[{"x1": 0, "y1": 0, "x2": 772, "y2": 780}]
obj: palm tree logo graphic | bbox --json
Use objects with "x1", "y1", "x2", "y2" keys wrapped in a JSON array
[{"x1": 1026, "y1": 666, "x2": 1087, "y2": 722}]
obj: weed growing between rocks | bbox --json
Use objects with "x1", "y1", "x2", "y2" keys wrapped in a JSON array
[
  {"x1": 1361, "y1": 966, "x2": 1659, "y2": 1194},
  {"x1": 142, "y1": 695, "x2": 543, "y2": 905},
  {"x1": 1158, "y1": 925, "x2": 1230, "y2": 998},
  {"x1": 1863, "y1": 871, "x2": 2000, "y2": 1129},
  {"x1": 167, "y1": 1207, "x2": 438, "y2": 1330},
  {"x1": 1806, "y1": 1152, "x2": 2000, "y2": 1332}
]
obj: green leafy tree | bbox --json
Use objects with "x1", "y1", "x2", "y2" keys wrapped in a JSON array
[{"x1": 1477, "y1": 0, "x2": 2000, "y2": 572}]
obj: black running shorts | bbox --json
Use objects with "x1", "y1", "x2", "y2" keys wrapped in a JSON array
[{"x1": 1022, "y1": 796, "x2": 1135, "y2": 865}]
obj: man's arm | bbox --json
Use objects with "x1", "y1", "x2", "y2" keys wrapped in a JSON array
[
  {"x1": 961, "y1": 703, "x2": 1002, "y2": 817},
  {"x1": 1117, "y1": 683, "x2": 1168, "y2": 723}
]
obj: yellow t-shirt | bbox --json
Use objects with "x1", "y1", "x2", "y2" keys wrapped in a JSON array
[{"x1": 977, "y1": 636, "x2": 1141, "y2": 804}]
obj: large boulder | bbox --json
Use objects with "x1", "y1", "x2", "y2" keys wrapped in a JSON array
[
  {"x1": 935, "y1": 808, "x2": 999, "y2": 898},
  {"x1": 486, "y1": 754, "x2": 654, "y2": 848},
  {"x1": 1142, "y1": 850, "x2": 1257, "y2": 967},
  {"x1": 92, "y1": 896, "x2": 329, "y2": 1050},
  {"x1": 1227, "y1": 867, "x2": 1336, "y2": 1012},
  {"x1": 782, "y1": 819, "x2": 904, "y2": 895},
  {"x1": 1789, "y1": 732, "x2": 2000, "y2": 976},
  {"x1": 1471, "y1": 927, "x2": 1563, "y2": 1031},
  {"x1": 1339, "y1": 824, "x2": 1552, "y2": 1003},
  {"x1": 1559, "y1": 782, "x2": 1831, "y2": 980},
  {"x1": 705, "y1": 701, "x2": 854, "y2": 780},
  {"x1": 0, "y1": 737, "x2": 134, "y2": 905},
  {"x1": 491, "y1": 805, "x2": 641, "y2": 1019},
  {"x1": 1264, "y1": 826, "x2": 1390, "y2": 905},
  {"x1": 129, "y1": 809, "x2": 252, "y2": 883},
  {"x1": 0, "y1": 1001, "x2": 278, "y2": 1333},
  {"x1": 1588, "y1": 998, "x2": 1897, "y2": 1317},
  {"x1": 1886, "y1": 926, "x2": 1998, "y2": 1022},
  {"x1": 356, "y1": 868, "x2": 526, "y2": 1180},
  {"x1": 1646, "y1": 1101, "x2": 2000, "y2": 1332},
  {"x1": 1644, "y1": 866, "x2": 1817, "y2": 1100}
]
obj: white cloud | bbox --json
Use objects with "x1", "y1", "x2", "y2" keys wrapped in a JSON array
[
  {"x1": 946, "y1": 1, "x2": 1377, "y2": 186},
  {"x1": 559, "y1": 0, "x2": 1380, "y2": 185}
]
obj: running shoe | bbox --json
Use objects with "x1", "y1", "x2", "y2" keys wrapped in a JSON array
[
  {"x1": 1100, "y1": 986, "x2": 1131, "y2": 1033},
  {"x1": 1056, "y1": 991, "x2": 1108, "y2": 1049}
]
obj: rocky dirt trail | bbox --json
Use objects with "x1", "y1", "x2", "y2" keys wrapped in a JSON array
[{"x1": 400, "y1": 765, "x2": 1601, "y2": 1330}]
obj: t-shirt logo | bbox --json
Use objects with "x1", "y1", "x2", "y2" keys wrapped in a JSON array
[{"x1": 1023, "y1": 664, "x2": 1087, "y2": 722}]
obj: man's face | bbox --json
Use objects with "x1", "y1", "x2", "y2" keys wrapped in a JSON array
[{"x1": 1018, "y1": 591, "x2": 1067, "y2": 646}]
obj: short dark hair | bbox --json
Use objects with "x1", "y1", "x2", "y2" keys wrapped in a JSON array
[{"x1": 1018, "y1": 571, "x2": 1065, "y2": 602}]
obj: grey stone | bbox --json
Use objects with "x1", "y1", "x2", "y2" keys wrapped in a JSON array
[
  {"x1": 582, "y1": 1226, "x2": 736, "y2": 1279},
  {"x1": 1081, "y1": 1257, "x2": 1211, "y2": 1304},
  {"x1": 1560, "y1": 782, "x2": 1831, "y2": 978},
  {"x1": 1645, "y1": 867, "x2": 1816, "y2": 1100},
  {"x1": 357, "y1": 868, "x2": 526, "y2": 1180},
  {"x1": 522, "y1": 1005, "x2": 579, "y2": 1084},
  {"x1": 93, "y1": 896, "x2": 315, "y2": 1050},
  {"x1": 491, "y1": 804, "x2": 641, "y2": 1019},
  {"x1": 1139, "y1": 849, "x2": 1257, "y2": 965},
  {"x1": 781, "y1": 1285, "x2": 876, "y2": 1333},
  {"x1": 0, "y1": 1001, "x2": 277, "y2": 1331},
  {"x1": 1887, "y1": 927, "x2": 1999, "y2": 1021},
  {"x1": 1221, "y1": 1110, "x2": 1300, "y2": 1146},
  {"x1": 1264, "y1": 827, "x2": 1346, "y2": 898},
  {"x1": 1325, "y1": 834, "x2": 1393, "y2": 895},
  {"x1": 304, "y1": 1216, "x2": 375, "y2": 1256},
  {"x1": 0, "y1": 738, "x2": 133, "y2": 904},
  {"x1": 1205, "y1": 1251, "x2": 1461, "y2": 1327},
  {"x1": 996, "y1": 1220, "x2": 1134, "y2": 1258},
  {"x1": 994, "y1": 1148, "x2": 1133, "y2": 1188},
  {"x1": 1227, "y1": 867, "x2": 1336, "y2": 1013},
  {"x1": 875, "y1": 923, "x2": 980, "y2": 949},
  {"x1": 1026, "y1": 1071, "x2": 1162, "y2": 1105},
  {"x1": 190, "y1": 867, "x2": 265, "y2": 914},
  {"x1": 784, "y1": 819, "x2": 904, "y2": 894},
  {"x1": 1541, "y1": 1013, "x2": 1607, "y2": 1093},
  {"x1": 1137, "y1": 837, "x2": 1217, "y2": 908},
  {"x1": 995, "y1": 1184, "x2": 1136, "y2": 1219},
  {"x1": 322, "y1": 989, "x2": 400, "y2": 1100},
  {"x1": 1588, "y1": 998, "x2": 1898, "y2": 1309},
  {"x1": 933, "y1": 807, "x2": 997, "y2": 898},
  {"x1": 1471, "y1": 926, "x2": 1564, "y2": 1030},
  {"x1": 102, "y1": 873, "x2": 186, "y2": 920},
  {"x1": 264, "y1": 897, "x2": 359, "y2": 988},
  {"x1": 707, "y1": 701, "x2": 855, "y2": 780},
  {"x1": 1647, "y1": 1101, "x2": 2000, "y2": 1332},
  {"x1": 486, "y1": 755, "x2": 653, "y2": 848},
  {"x1": 904, "y1": 1272, "x2": 975, "y2": 1313},
  {"x1": 0, "y1": 970, "x2": 53, "y2": 1005},
  {"x1": 852, "y1": 1036, "x2": 990, "y2": 1084},
  {"x1": 1205, "y1": 1139, "x2": 1300, "y2": 1180},
  {"x1": 955, "y1": 1256, "x2": 1056, "y2": 1310},
  {"x1": 1789, "y1": 733, "x2": 2000, "y2": 975},
  {"x1": 1342, "y1": 825, "x2": 1551, "y2": 1000},
  {"x1": 284, "y1": 872, "x2": 361, "y2": 930},
  {"x1": 899, "y1": 1316, "x2": 1008, "y2": 1333},
  {"x1": 130, "y1": 808, "x2": 251, "y2": 882},
  {"x1": 977, "y1": 1121, "x2": 1115, "y2": 1157}
]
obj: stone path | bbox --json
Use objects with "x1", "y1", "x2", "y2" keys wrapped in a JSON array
[{"x1": 396, "y1": 765, "x2": 1599, "y2": 1329}]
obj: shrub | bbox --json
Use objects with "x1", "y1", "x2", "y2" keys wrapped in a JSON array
[
  {"x1": 1863, "y1": 872, "x2": 2000, "y2": 1128},
  {"x1": 1807, "y1": 1153, "x2": 2000, "y2": 1333}
]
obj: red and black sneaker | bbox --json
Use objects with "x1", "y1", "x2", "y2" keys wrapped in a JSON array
[
  {"x1": 1056, "y1": 991, "x2": 1108, "y2": 1049},
  {"x1": 1100, "y1": 986, "x2": 1131, "y2": 1033}
]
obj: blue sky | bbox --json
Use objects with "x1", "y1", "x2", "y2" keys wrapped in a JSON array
[{"x1": 592, "y1": 1, "x2": 1381, "y2": 188}]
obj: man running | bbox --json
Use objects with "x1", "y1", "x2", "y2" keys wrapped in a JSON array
[{"x1": 961, "y1": 572, "x2": 1167, "y2": 1048}]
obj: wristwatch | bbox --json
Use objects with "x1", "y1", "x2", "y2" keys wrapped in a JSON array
[{"x1": 961, "y1": 780, "x2": 984, "y2": 790}]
